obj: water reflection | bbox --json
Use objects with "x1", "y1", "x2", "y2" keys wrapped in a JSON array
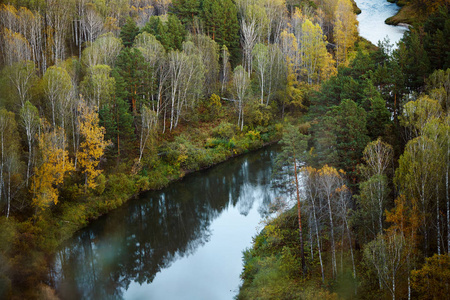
[{"x1": 50, "y1": 146, "x2": 282, "y2": 299}]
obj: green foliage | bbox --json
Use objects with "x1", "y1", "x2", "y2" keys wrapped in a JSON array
[
  {"x1": 246, "y1": 100, "x2": 273, "y2": 128},
  {"x1": 311, "y1": 99, "x2": 369, "y2": 184},
  {"x1": 99, "y1": 95, "x2": 134, "y2": 160},
  {"x1": 365, "y1": 92, "x2": 392, "y2": 140},
  {"x1": 104, "y1": 174, "x2": 137, "y2": 199},
  {"x1": 396, "y1": 28, "x2": 431, "y2": 91},
  {"x1": 142, "y1": 15, "x2": 186, "y2": 51},
  {"x1": 170, "y1": 0, "x2": 201, "y2": 28},
  {"x1": 161, "y1": 135, "x2": 209, "y2": 171},
  {"x1": 94, "y1": 173, "x2": 106, "y2": 195},
  {"x1": 202, "y1": 93, "x2": 223, "y2": 120},
  {"x1": 120, "y1": 17, "x2": 139, "y2": 47},
  {"x1": 212, "y1": 122, "x2": 238, "y2": 140},
  {"x1": 239, "y1": 207, "x2": 340, "y2": 299},
  {"x1": 114, "y1": 47, "x2": 151, "y2": 114},
  {"x1": 423, "y1": 6, "x2": 450, "y2": 71},
  {"x1": 201, "y1": 0, "x2": 240, "y2": 61}
]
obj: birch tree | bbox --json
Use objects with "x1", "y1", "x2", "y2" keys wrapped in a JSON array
[
  {"x1": 167, "y1": 50, "x2": 188, "y2": 131},
  {"x1": 20, "y1": 101, "x2": 39, "y2": 186},
  {"x1": 81, "y1": 3, "x2": 104, "y2": 45},
  {"x1": 232, "y1": 65, "x2": 249, "y2": 131},
  {"x1": 317, "y1": 164, "x2": 345, "y2": 277},
  {"x1": 220, "y1": 45, "x2": 230, "y2": 95},
  {"x1": 357, "y1": 138, "x2": 393, "y2": 239},
  {"x1": 0, "y1": 109, "x2": 21, "y2": 218},
  {"x1": 302, "y1": 166, "x2": 325, "y2": 281},
  {"x1": 252, "y1": 43, "x2": 269, "y2": 104},
  {"x1": 139, "y1": 105, "x2": 157, "y2": 163},
  {"x1": 241, "y1": 19, "x2": 258, "y2": 75},
  {"x1": 134, "y1": 31, "x2": 165, "y2": 116},
  {"x1": 6, "y1": 60, "x2": 36, "y2": 107},
  {"x1": 46, "y1": 0, "x2": 72, "y2": 64},
  {"x1": 42, "y1": 66, "x2": 73, "y2": 128},
  {"x1": 80, "y1": 65, "x2": 115, "y2": 108},
  {"x1": 81, "y1": 32, "x2": 123, "y2": 69}
]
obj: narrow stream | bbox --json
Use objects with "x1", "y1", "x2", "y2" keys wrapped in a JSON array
[
  {"x1": 354, "y1": 0, "x2": 408, "y2": 46},
  {"x1": 49, "y1": 146, "x2": 286, "y2": 300}
]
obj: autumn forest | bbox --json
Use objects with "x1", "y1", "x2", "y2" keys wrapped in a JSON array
[{"x1": 0, "y1": 0, "x2": 449, "y2": 298}]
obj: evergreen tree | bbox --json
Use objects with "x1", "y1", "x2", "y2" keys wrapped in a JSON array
[
  {"x1": 99, "y1": 73, "x2": 135, "y2": 160},
  {"x1": 201, "y1": 0, "x2": 240, "y2": 61},
  {"x1": 142, "y1": 15, "x2": 186, "y2": 51},
  {"x1": 170, "y1": 0, "x2": 201, "y2": 29},
  {"x1": 114, "y1": 48, "x2": 151, "y2": 116},
  {"x1": 275, "y1": 124, "x2": 309, "y2": 276},
  {"x1": 423, "y1": 6, "x2": 450, "y2": 71},
  {"x1": 313, "y1": 99, "x2": 370, "y2": 185},
  {"x1": 120, "y1": 17, "x2": 140, "y2": 47}
]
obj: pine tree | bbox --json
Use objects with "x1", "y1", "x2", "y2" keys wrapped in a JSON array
[
  {"x1": 120, "y1": 17, "x2": 140, "y2": 47},
  {"x1": 170, "y1": 0, "x2": 201, "y2": 30},
  {"x1": 201, "y1": 0, "x2": 240, "y2": 61}
]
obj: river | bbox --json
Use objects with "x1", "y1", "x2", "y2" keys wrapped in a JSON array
[
  {"x1": 354, "y1": 0, "x2": 408, "y2": 46},
  {"x1": 49, "y1": 146, "x2": 287, "y2": 300}
]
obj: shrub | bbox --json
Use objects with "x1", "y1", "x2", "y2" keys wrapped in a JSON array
[{"x1": 212, "y1": 122, "x2": 237, "y2": 140}]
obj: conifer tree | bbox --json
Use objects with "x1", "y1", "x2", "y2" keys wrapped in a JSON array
[{"x1": 120, "y1": 17, "x2": 139, "y2": 47}]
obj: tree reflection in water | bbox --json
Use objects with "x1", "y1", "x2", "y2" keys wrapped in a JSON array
[{"x1": 49, "y1": 146, "x2": 283, "y2": 299}]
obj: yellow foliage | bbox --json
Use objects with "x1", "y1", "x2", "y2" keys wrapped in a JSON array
[
  {"x1": 333, "y1": 0, "x2": 358, "y2": 66},
  {"x1": 77, "y1": 99, "x2": 110, "y2": 191},
  {"x1": 209, "y1": 93, "x2": 222, "y2": 108},
  {"x1": 31, "y1": 124, "x2": 74, "y2": 211},
  {"x1": 318, "y1": 164, "x2": 341, "y2": 177},
  {"x1": 411, "y1": 253, "x2": 450, "y2": 299}
]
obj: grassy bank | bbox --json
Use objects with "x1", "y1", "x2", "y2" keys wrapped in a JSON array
[
  {"x1": 385, "y1": 0, "x2": 440, "y2": 25},
  {"x1": 385, "y1": 2, "x2": 421, "y2": 25}
]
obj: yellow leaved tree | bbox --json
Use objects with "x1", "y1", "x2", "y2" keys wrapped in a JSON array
[
  {"x1": 333, "y1": 0, "x2": 358, "y2": 66},
  {"x1": 77, "y1": 98, "x2": 110, "y2": 191},
  {"x1": 31, "y1": 122, "x2": 74, "y2": 213}
]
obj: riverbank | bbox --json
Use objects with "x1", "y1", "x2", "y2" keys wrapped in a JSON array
[
  {"x1": 2, "y1": 116, "x2": 283, "y2": 299},
  {"x1": 385, "y1": 1, "x2": 420, "y2": 25},
  {"x1": 384, "y1": 0, "x2": 441, "y2": 25}
]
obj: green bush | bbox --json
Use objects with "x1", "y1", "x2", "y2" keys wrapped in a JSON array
[
  {"x1": 212, "y1": 122, "x2": 237, "y2": 139},
  {"x1": 105, "y1": 174, "x2": 137, "y2": 198},
  {"x1": 95, "y1": 174, "x2": 106, "y2": 195}
]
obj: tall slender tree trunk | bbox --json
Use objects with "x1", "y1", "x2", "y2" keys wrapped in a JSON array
[
  {"x1": 293, "y1": 152, "x2": 306, "y2": 275},
  {"x1": 327, "y1": 192, "x2": 337, "y2": 277},
  {"x1": 447, "y1": 139, "x2": 449, "y2": 253},
  {"x1": 437, "y1": 183, "x2": 440, "y2": 255},
  {"x1": 312, "y1": 198, "x2": 324, "y2": 282},
  {"x1": 345, "y1": 218, "x2": 356, "y2": 278}
]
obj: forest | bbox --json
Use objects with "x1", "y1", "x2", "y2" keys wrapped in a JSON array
[{"x1": 0, "y1": 0, "x2": 448, "y2": 298}]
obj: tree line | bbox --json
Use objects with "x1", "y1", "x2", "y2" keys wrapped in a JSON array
[{"x1": 240, "y1": 4, "x2": 450, "y2": 299}]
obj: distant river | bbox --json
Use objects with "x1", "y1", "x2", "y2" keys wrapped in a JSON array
[
  {"x1": 49, "y1": 146, "x2": 287, "y2": 300},
  {"x1": 355, "y1": 0, "x2": 408, "y2": 46}
]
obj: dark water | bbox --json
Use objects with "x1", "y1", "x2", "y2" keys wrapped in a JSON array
[
  {"x1": 355, "y1": 0, "x2": 408, "y2": 47},
  {"x1": 49, "y1": 146, "x2": 285, "y2": 300}
]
